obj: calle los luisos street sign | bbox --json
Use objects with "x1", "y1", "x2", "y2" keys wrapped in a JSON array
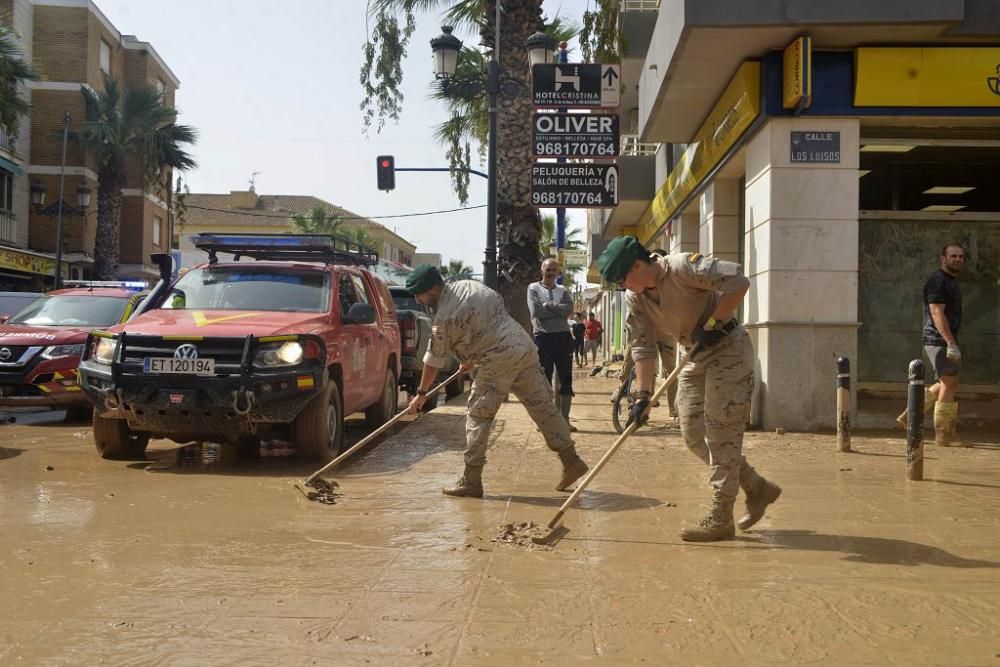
[
  {"x1": 532, "y1": 113, "x2": 619, "y2": 158},
  {"x1": 531, "y1": 163, "x2": 619, "y2": 208}
]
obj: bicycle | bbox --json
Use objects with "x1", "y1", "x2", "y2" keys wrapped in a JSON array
[{"x1": 610, "y1": 341, "x2": 678, "y2": 434}]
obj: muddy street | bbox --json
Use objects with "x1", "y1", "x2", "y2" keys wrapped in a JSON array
[{"x1": 2, "y1": 372, "x2": 1000, "y2": 664}]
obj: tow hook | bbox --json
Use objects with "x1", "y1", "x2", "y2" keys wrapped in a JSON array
[{"x1": 232, "y1": 389, "x2": 254, "y2": 416}]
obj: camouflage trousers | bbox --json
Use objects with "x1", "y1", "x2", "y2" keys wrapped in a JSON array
[
  {"x1": 465, "y1": 349, "x2": 573, "y2": 467},
  {"x1": 677, "y1": 326, "x2": 756, "y2": 503}
]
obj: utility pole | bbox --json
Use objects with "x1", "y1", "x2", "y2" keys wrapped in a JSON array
[{"x1": 555, "y1": 41, "x2": 568, "y2": 285}]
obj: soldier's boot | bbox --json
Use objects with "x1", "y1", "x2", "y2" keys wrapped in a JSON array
[
  {"x1": 556, "y1": 446, "x2": 588, "y2": 491},
  {"x1": 934, "y1": 401, "x2": 966, "y2": 447},
  {"x1": 896, "y1": 388, "x2": 937, "y2": 429},
  {"x1": 558, "y1": 394, "x2": 578, "y2": 432},
  {"x1": 442, "y1": 464, "x2": 484, "y2": 497},
  {"x1": 737, "y1": 469, "x2": 782, "y2": 531},
  {"x1": 680, "y1": 492, "x2": 736, "y2": 542}
]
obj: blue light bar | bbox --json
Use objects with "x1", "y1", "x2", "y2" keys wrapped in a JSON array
[
  {"x1": 63, "y1": 280, "x2": 148, "y2": 290},
  {"x1": 192, "y1": 234, "x2": 334, "y2": 249}
]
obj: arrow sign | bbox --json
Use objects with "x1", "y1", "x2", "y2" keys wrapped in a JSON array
[
  {"x1": 531, "y1": 163, "x2": 619, "y2": 208},
  {"x1": 532, "y1": 63, "x2": 620, "y2": 108}
]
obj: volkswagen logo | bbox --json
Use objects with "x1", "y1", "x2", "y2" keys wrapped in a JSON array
[
  {"x1": 0, "y1": 347, "x2": 11, "y2": 362},
  {"x1": 989, "y1": 65, "x2": 1000, "y2": 96},
  {"x1": 174, "y1": 344, "x2": 199, "y2": 360}
]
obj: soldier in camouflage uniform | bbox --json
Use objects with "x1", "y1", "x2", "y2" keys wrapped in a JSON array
[
  {"x1": 404, "y1": 265, "x2": 589, "y2": 497},
  {"x1": 599, "y1": 236, "x2": 781, "y2": 542}
]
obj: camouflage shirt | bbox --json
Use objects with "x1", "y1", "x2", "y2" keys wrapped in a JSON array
[
  {"x1": 626, "y1": 253, "x2": 749, "y2": 360},
  {"x1": 423, "y1": 280, "x2": 535, "y2": 369}
]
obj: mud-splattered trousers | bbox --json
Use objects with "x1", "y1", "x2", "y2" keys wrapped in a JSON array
[
  {"x1": 464, "y1": 347, "x2": 574, "y2": 467},
  {"x1": 677, "y1": 325, "x2": 759, "y2": 502}
]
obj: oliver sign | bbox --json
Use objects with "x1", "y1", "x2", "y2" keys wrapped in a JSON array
[{"x1": 532, "y1": 113, "x2": 619, "y2": 158}]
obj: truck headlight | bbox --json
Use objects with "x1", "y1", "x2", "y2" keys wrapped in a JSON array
[
  {"x1": 41, "y1": 344, "x2": 85, "y2": 360},
  {"x1": 93, "y1": 338, "x2": 117, "y2": 365},
  {"x1": 253, "y1": 341, "x2": 304, "y2": 368}
]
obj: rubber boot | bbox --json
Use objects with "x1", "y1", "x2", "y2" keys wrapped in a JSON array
[
  {"x1": 559, "y1": 394, "x2": 578, "y2": 432},
  {"x1": 737, "y1": 471, "x2": 782, "y2": 531},
  {"x1": 556, "y1": 446, "x2": 588, "y2": 491},
  {"x1": 896, "y1": 388, "x2": 937, "y2": 430},
  {"x1": 934, "y1": 401, "x2": 965, "y2": 447},
  {"x1": 442, "y1": 464, "x2": 484, "y2": 497},
  {"x1": 680, "y1": 493, "x2": 736, "y2": 542}
]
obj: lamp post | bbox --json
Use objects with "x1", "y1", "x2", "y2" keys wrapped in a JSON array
[
  {"x1": 30, "y1": 111, "x2": 91, "y2": 290},
  {"x1": 431, "y1": 21, "x2": 555, "y2": 290}
]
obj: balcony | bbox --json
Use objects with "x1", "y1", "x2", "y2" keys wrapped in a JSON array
[
  {"x1": 601, "y1": 135, "x2": 659, "y2": 238},
  {"x1": 0, "y1": 126, "x2": 14, "y2": 155},
  {"x1": 0, "y1": 210, "x2": 15, "y2": 243}
]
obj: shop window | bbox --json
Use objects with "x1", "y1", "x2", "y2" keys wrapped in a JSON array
[
  {"x1": 0, "y1": 168, "x2": 12, "y2": 211},
  {"x1": 153, "y1": 216, "x2": 162, "y2": 246},
  {"x1": 100, "y1": 40, "x2": 111, "y2": 74}
]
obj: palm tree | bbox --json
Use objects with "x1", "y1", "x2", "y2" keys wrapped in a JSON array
[
  {"x1": 289, "y1": 205, "x2": 342, "y2": 236},
  {"x1": 360, "y1": 1, "x2": 577, "y2": 330},
  {"x1": 539, "y1": 213, "x2": 584, "y2": 256},
  {"x1": 0, "y1": 23, "x2": 38, "y2": 140},
  {"x1": 338, "y1": 224, "x2": 377, "y2": 252},
  {"x1": 74, "y1": 74, "x2": 196, "y2": 279},
  {"x1": 440, "y1": 258, "x2": 475, "y2": 282}
]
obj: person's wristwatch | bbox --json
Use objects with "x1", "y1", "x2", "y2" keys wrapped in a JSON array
[{"x1": 703, "y1": 316, "x2": 718, "y2": 331}]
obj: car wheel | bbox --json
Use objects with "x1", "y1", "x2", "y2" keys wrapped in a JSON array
[
  {"x1": 365, "y1": 368, "x2": 398, "y2": 430},
  {"x1": 93, "y1": 413, "x2": 151, "y2": 460},
  {"x1": 444, "y1": 373, "x2": 464, "y2": 399},
  {"x1": 294, "y1": 379, "x2": 344, "y2": 461}
]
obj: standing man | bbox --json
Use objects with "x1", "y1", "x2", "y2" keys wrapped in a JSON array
[
  {"x1": 584, "y1": 311, "x2": 603, "y2": 366},
  {"x1": 900, "y1": 243, "x2": 965, "y2": 446},
  {"x1": 598, "y1": 236, "x2": 781, "y2": 542},
  {"x1": 528, "y1": 258, "x2": 577, "y2": 431},
  {"x1": 571, "y1": 313, "x2": 587, "y2": 368},
  {"x1": 404, "y1": 265, "x2": 589, "y2": 497}
]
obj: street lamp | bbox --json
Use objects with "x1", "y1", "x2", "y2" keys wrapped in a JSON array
[
  {"x1": 430, "y1": 21, "x2": 555, "y2": 290},
  {"x1": 31, "y1": 112, "x2": 92, "y2": 290}
]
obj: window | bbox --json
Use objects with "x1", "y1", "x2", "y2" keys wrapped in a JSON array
[
  {"x1": 99, "y1": 39, "x2": 111, "y2": 74},
  {"x1": 162, "y1": 266, "x2": 331, "y2": 312},
  {"x1": 153, "y1": 215, "x2": 162, "y2": 246},
  {"x1": 0, "y1": 168, "x2": 12, "y2": 211},
  {"x1": 338, "y1": 274, "x2": 361, "y2": 320},
  {"x1": 350, "y1": 275, "x2": 371, "y2": 305}
]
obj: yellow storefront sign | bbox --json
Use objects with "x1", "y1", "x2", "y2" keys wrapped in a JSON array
[
  {"x1": 783, "y1": 36, "x2": 812, "y2": 110},
  {"x1": 636, "y1": 62, "x2": 761, "y2": 246},
  {"x1": 855, "y1": 47, "x2": 1000, "y2": 107},
  {"x1": 0, "y1": 247, "x2": 61, "y2": 276}
]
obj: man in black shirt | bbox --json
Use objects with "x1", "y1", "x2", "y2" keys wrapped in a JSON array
[
  {"x1": 571, "y1": 312, "x2": 586, "y2": 368},
  {"x1": 899, "y1": 243, "x2": 965, "y2": 446}
]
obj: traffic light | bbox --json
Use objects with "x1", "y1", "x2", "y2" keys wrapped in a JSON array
[{"x1": 376, "y1": 155, "x2": 395, "y2": 191}]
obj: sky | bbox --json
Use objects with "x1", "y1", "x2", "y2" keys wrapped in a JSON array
[{"x1": 95, "y1": 0, "x2": 594, "y2": 274}]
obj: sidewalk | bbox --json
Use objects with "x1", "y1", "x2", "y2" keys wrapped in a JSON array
[{"x1": 2, "y1": 369, "x2": 999, "y2": 664}]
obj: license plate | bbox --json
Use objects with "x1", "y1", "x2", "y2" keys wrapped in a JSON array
[{"x1": 143, "y1": 357, "x2": 215, "y2": 376}]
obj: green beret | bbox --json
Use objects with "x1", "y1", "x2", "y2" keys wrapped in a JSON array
[
  {"x1": 598, "y1": 236, "x2": 643, "y2": 283},
  {"x1": 405, "y1": 264, "x2": 444, "y2": 295}
]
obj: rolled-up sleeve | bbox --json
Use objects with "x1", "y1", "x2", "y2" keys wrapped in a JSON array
[
  {"x1": 423, "y1": 319, "x2": 451, "y2": 369},
  {"x1": 625, "y1": 293, "x2": 657, "y2": 362}
]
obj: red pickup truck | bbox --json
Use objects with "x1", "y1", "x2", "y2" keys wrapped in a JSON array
[
  {"x1": 77, "y1": 235, "x2": 401, "y2": 461},
  {"x1": 0, "y1": 284, "x2": 146, "y2": 417}
]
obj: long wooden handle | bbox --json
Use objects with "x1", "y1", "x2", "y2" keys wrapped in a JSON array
[
  {"x1": 303, "y1": 369, "x2": 463, "y2": 485},
  {"x1": 546, "y1": 344, "x2": 701, "y2": 529}
]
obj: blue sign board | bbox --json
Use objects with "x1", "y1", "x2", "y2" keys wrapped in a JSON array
[{"x1": 790, "y1": 131, "x2": 841, "y2": 163}]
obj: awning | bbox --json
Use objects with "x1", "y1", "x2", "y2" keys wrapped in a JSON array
[{"x1": 0, "y1": 156, "x2": 23, "y2": 175}]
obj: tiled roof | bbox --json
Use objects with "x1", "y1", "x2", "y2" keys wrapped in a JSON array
[{"x1": 182, "y1": 192, "x2": 414, "y2": 248}]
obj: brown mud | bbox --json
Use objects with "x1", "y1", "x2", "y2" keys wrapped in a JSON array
[{"x1": 2, "y1": 373, "x2": 1000, "y2": 664}]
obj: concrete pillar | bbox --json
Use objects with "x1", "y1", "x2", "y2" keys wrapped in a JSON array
[
  {"x1": 699, "y1": 179, "x2": 740, "y2": 262},
  {"x1": 668, "y1": 211, "x2": 699, "y2": 254},
  {"x1": 743, "y1": 118, "x2": 859, "y2": 431}
]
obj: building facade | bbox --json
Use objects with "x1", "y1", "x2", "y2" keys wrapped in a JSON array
[
  {"x1": 0, "y1": 0, "x2": 177, "y2": 289},
  {"x1": 178, "y1": 190, "x2": 418, "y2": 285},
  {"x1": 589, "y1": 0, "x2": 1000, "y2": 430}
]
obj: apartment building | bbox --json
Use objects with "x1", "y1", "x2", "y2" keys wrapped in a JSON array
[
  {"x1": 177, "y1": 190, "x2": 418, "y2": 285},
  {"x1": 588, "y1": 0, "x2": 1000, "y2": 430},
  {"x1": 0, "y1": 0, "x2": 178, "y2": 290}
]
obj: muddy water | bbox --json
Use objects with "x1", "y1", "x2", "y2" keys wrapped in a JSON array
[{"x1": 2, "y1": 377, "x2": 1000, "y2": 665}]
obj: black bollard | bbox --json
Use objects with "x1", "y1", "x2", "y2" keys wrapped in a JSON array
[
  {"x1": 836, "y1": 356, "x2": 851, "y2": 452},
  {"x1": 906, "y1": 359, "x2": 925, "y2": 481}
]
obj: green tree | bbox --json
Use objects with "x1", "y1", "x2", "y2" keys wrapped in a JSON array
[
  {"x1": 360, "y1": 1, "x2": 576, "y2": 330},
  {"x1": 440, "y1": 258, "x2": 475, "y2": 282},
  {"x1": 0, "y1": 23, "x2": 38, "y2": 140},
  {"x1": 290, "y1": 205, "x2": 343, "y2": 235},
  {"x1": 74, "y1": 74, "x2": 196, "y2": 278},
  {"x1": 539, "y1": 213, "x2": 583, "y2": 256},
  {"x1": 338, "y1": 224, "x2": 377, "y2": 251},
  {"x1": 579, "y1": 0, "x2": 623, "y2": 64}
]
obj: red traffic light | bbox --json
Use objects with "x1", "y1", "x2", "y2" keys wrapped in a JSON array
[
  {"x1": 380, "y1": 159, "x2": 391, "y2": 168},
  {"x1": 376, "y1": 155, "x2": 395, "y2": 192}
]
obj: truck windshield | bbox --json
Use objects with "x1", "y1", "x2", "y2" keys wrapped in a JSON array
[
  {"x1": 8, "y1": 295, "x2": 126, "y2": 327},
  {"x1": 164, "y1": 266, "x2": 331, "y2": 312}
]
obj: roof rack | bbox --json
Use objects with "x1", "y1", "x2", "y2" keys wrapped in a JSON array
[{"x1": 192, "y1": 233, "x2": 379, "y2": 267}]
